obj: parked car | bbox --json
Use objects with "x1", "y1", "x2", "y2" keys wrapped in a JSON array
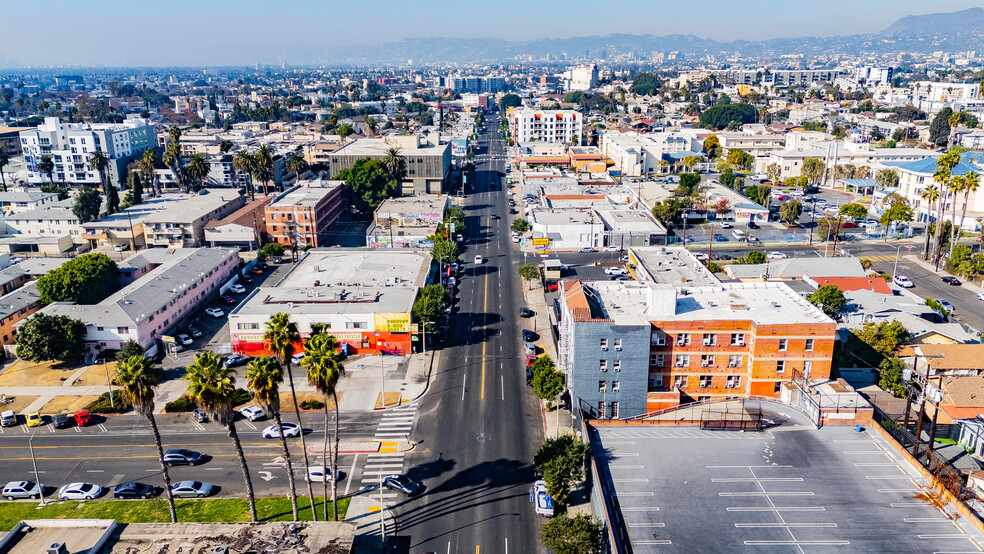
[
  {"x1": 114, "y1": 244, "x2": 126, "y2": 252},
  {"x1": 170, "y1": 480, "x2": 214, "y2": 498},
  {"x1": 490, "y1": 213, "x2": 500, "y2": 220},
  {"x1": 113, "y1": 481, "x2": 156, "y2": 499},
  {"x1": 693, "y1": 253, "x2": 709, "y2": 262},
  {"x1": 163, "y1": 449, "x2": 204, "y2": 467},
  {"x1": 766, "y1": 251, "x2": 788, "y2": 260},
  {"x1": 840, "y1": 221, "x2": 858, "y2": 228},
  {"x1": 262, "y1": 421, "x2": 300, "y2": 439},
  {"x1": 205, "y1": 307, "x2": 225, "y2": 318},
  {"x1": 291, "y1": 352, "x2": 305, "y2": 365},
  {"x1": 941, "y1": 276, "x2": 962, "y2": 286},
  {"x1": 604, "y1": 266, "x2": 626, "y2": 275},
  {"x1": 219, "y1": 295, "x2": 237, "y2": 305},
  {"x1": 3, "y1": 480, "x2": 43, "y2": 500},
  {"x1": 239, "y1": 405, "x2": 266, "y2": 421},
  {"x1": 578, "y1": 247, "x2": 595, "y2": 253},
  {"x1": 523, "y1": 330, "x2": 538, "y2": 342},
  {"x1": 26, "y1": 412, "x2": 42, "y2": 427},
  {"x1": 57, "y1": 482, "x2": 102, "y2": 501},
  {"x1": 533, "y1": 479, "x2": 555, "y2": 517},
  {"x1": 978, "y1": 292, "x2": 984, "y2": 301},
  {"x1": 893, "y1": 275, "x2": 915, "y2": 288},
  {"x1": 223, "y1": 354, "x2": 251, "y2": 368},
  {"x1": 249, "y1": 266, "x2": 265, "y2": 275},
  {"x1": 383, "y1": 474, "x2": 423, "y2": 496},
  {"x1": 519, "y1": 307, "x2": 534, "y2": 318},
  {"x1": 720, "y1": 222, "x2": 733, "y2": 229},
  {"x1": 229, "y1": 284, "x2": 246, "y2": 294},
  {"x1": 73, "y1": 412, "x2": 91, "y2": 427},
  {"x1": 187, "y1": 325, "x2": 203, "y2": 338},
  {"x1": 305, "y1": 465, "x2": 341, "y2": 483},
  {"x1": 0, "y1": 410, "x2": 16, "y2": 427},
  {"x1": 747, "y1": 221, "x2": 760, "y2": 229},
  {"x1": 192, "y1": 408, "x2": 208, "y2": 423},
  {"x1": 177, "y1": 333, "x2": 193, "y2": 346},
  {"x1": 936, "y1": 299, "x2": 954, "y2": 312},
  {"x1": 240, "y1": 275, "x2": 254, "y2": 285},
  {"x1": 603, "y1": 246, "x2": 620, "y2": 252},
  {"x1": 53, "y1": 414, "x2": 71, "y2": 429},
  {"x1": 524, "y1": 342, "x2": 536, "y2": 355}
]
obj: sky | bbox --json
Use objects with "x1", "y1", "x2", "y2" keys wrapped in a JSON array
[{"x1": 1, "y1": 0, "x2": 981, "y2": 68}]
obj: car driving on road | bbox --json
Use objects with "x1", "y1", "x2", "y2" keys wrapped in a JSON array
[
  {"x1": 383, "y1": 474, "x2": 423, "y2": 496},
  {"x1": 222, "y1": 354, "x2": 251, "y2": 368},
  {"x1": 262, "y1": 421, "x2": 300, "y2": 438},
  {"x1": 163, "y1": 449, "x2": 204, "y2": 467},
  {"x1": 893, "y1": 275, "x2": 915, "y2": 288},
  {"x1": 306, "y1": 465, "x2": 341, "y2": 483}
]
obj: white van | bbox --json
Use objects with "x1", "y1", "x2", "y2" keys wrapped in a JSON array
[
  {"x1": 0, "y1": 410, "x2": 16, "y2": 427},
  {"x1": 732, "y1": 229, "x2": 746, "y2": 240}
]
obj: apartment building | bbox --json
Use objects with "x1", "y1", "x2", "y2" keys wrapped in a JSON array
[
  {"x1": 0, "y1": 191, "x2": 61, "y2": 214},
  {"x1": 329, "y1": 135, "x2": 451, "y2": 195},
  {"x1": 140, "y1": 189, "x2": 244, "y2": 247},
  {"x1": 567, "y1": 64, "x2": 599, "y2": 91},
  {"x1": 0, "y1": 282, "x2": 42, "y2": 350},
  {"x1": 19, "y1": 117, "x2": 157, "y2": 188},
  {"x1": 893, "y1": 152, "x2": 984, "y2": 229},
  {"x1": 204, "y1": 196, "x2": 274, "y2": 250},
  {"x1": 510, "y1": 108, "x2": 583, "y2": 145},
  {"x1": 367, "y1": 195, "x2": 450, "y2": 248},
  {"x1": 4, "y1": 199, "x2": 84, "y2": 244},
  {"x1": 264, "y1": 178, "x2": 345, "y2": 248},
  {"x1": 716, "y1": 132, "x2": 786, "y2": 158},
  {"x1": 557, "y1": 280, "x2": 835, "y2": 419}
]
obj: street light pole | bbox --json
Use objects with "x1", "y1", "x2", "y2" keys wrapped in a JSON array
[
  {"x1": 104, "y1": 359, "x2": 114, "y2": 409},
  {"x1": 892, "y1": 244, "x2": 904, "y2": 282},
  {"x1": 29, "y1": 428, "x2": 45, "y2": 506}
]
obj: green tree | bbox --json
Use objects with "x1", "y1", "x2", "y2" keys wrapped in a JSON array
[
  {"x1": 127, "y1": 170, "x2": 143, "y2": 205},
  {"x1": 245, "y1": 356, "x2": 298, "y2": 521},
  {"x1": 37, "y1": 154, "x2": 55, "y2": 184},
  {"x1": 878, "y1": 356, "x2": 907, "y2": 397},
  {"x1": 652, "y1": 198, "x2": 683, "y2": 225},
  {"x1": 258, "y1": 242, "x2": 285, "y2": 261},
  {"x1": 838, "y1": 203, "x2": 868, "y2": 220},
  {"x1": 430, "y1": 238, "x2": 460, "y2": 264},
  {"x1": 301, "y1": 333, "x2": 345, "y2": 521},
  {"x1": 254, "y1": 144, "x2": 275, "y2": 195},
  {"x1": 540, "y1": 515, "x2": 605, "y2": 554},
  {"x1": 498, "y1": 94, "x2": 522, "y2": 109},
  {"x1": 113, "y1": 355, "x2": 177, "y2": 522},
  {"x1": 534, "y1": 434, "x2": 588, "y2": 509},
  {"x1": 744, "y1": 250, "x2": 767, "y2": 264},
  {"x1": 807, "y1": 285, "x2": 846, "y2": 318},
  {"x1": 162, "y1": 142, "x2": 183, "y2": 191},
  {"x1": 87, "y1": 149, "x2": 110, "y2": 191},
  {"x1": 744, "y1": 185, "x2": 771, "y2": 207},
  {"x1": 629, "y1": 73, "x2": 661, "y2": 96},
  {"x1": 139, "y1": 148, "x2": 159, "y2": 196},
  {"x1": 698, "y1": 103, "x2": 757, "y2": 130},
  {"x1": 726, "y1": 149, "x2": 753, "y2": 170},
  {"x1": 954, "y1": 171, "x2": 980, "y2": 256},
  {"x1": 779, "y1": 199, "x2": 803, "y2": 225},
  {"x1": 382, "y1": 147, "x2": 407, "y2": 182},
  {"x1": 533, "y1": 366, "x2": 564, "y2": 402},
  {"x1": 875, "y1": 169, "x2": 899, "y2": 189},
  {"x1": 518, "y1": 262, "x2": 541, "y2": 289},
  {"x1": 879, "y1": 194, "x2": 914, "y2": 228},
  {"x1": 512, "y1": 218, "x2": 531, "y2": 234},
  {"x1": 336, "y1": 158, "x2": 399, "y2": 213},
  {"x1": 929, "y1": 107, "x2": 953, "y2": 148},
  {"x1": 184, "y1": 153, "x2": 211, "y2": 192},
  {"x1": 678, "y1": 172, "x2": 701, "y2": 195},
  {"x1": 702, "y1": 135, "x2": 720, "y2": 157},
  {"x1": 264, "y1": 313, "x2": 318, "y2": 520},
  {"x1": 184, "y1": 352, "x2": 257, "y2": 521},
  {"x1": 0, "y1": 145, "x2": 9, "y2": 191},
  {"x1": 801, "y1": 158, "x2": 826, "y2": 187},
  {"x1": 412, "y1": 284, "x2": 450, "y2": 328},
  {"x1": 36, "y1": 253, "x2": 119, "y2": 305},
  {"x1": 115, "y1": 339, "x2": 145, "y2": 363},
  {"x1": 853, "y1": 320, "x2": 910, "y2": 359},
  {"x1": 816, "y1": 216, "x2": 843, "y2": 241},
  {"x1": 72, "y1": 186, "x2": 102, "y2": 223},
  {"x1": 104, "y1": 180, "x2": 120, "y2": 215},
  {"x1": 232, "y1": 150, "x2": 256, "y2": 200},
  {"x1": 766, "y1": 163, "x2": 781, "y2": 184},
  {"x1": 15, "y1": 313, "x2": 86, "y2": 362},
  {"x1": 286, "y1": 151, "x2": 309, "y2": 183}
]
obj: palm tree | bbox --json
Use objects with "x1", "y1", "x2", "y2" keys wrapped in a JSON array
[
  {"x1": 255, "y1": 144, "x2": 275, "y2": 195},
  {"x1": 37, "y1": 155, "x2": 55, "y2": 185},
  {"x1": 954, "y1": 170, "x2": 980, "y2": 258},
  {"x1": 139, "y1": 148, "x2": 159, "y2": 196},
  {"x1": 113, "y1": 354, "x2": 177, "y2": 522},
  {"x1": 285, "y1": 151, "x2": 309, "y2": 186},
  {"x1": 264, "y1": 313, "x2": 318, "y2": 520},
  {"x1": 185, "y1": 351, "x2": 258, "y2": 521},
  {"x1": 947, "y1": 175, "x2": 966, "y2": 258},
  {"x1": 168, "y1": 125, "x2": 182, "y2": 145},
  {"x1": 0, "y1": 145, "x2": 10, "y2": 192},
  {"x1": 382, "y1": 147, "x2": 406, "y2": 182},
  {"x1": 245, "y1": 357, "x2": 299, "y2": 520},
  {"x1": 162, "y1": 142, "x2": 183, "y2": 192},
  {"x1": 232, "y1": 151, "x2": 256, "y2": 200},
  {"x1": 921, "y1": 183, "x2": 940, "y2": 260},
  {"x1": 87, "y1": 150, "x2": 110, "y2": 191},
  {"x1": 301, "y1": 333, "x2": 345, "y2": 521},
  {"x1": 930, "y1": 151, "x2": 961, "y2": 263},
  {"x1": 185, "y1": 154, "x2": 211, "y2": 192},
  {"x1": 365, "y1": 116, "x2": 377, "y2": 136}
]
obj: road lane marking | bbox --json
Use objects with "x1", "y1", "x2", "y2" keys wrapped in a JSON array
[
  {"x1": 501, "y1": 375, "x2": 504, "y2": 400},
  {"x1": 462, "y1": 373, "x2": 466, "y2": 401}
]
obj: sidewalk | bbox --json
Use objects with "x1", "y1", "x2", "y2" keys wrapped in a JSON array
[{"x1": 903, "y1": 253, "x2": 984, "y2": 294}]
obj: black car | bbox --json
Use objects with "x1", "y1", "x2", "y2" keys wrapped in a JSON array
[
  {"x1": 747, "y1": 221, "x2": 760, "y2": 229},
  {"x1": 240, "y1": 275, "x2": 254, "y2": 285},
  {"x1": 942, "y1": 276, "x2": 962, "y2": 286},
  {"x1": 53, "y1": 414, "x2": 71, "y2": 429},
  {"x1": 113, "y1": 481, "x2": 156, "y2": 499},
  {"x1": 490, "y1": 214, "x2": 501, "y2": 220},
  {"x1": 163, "y1": 449, "x2": 204, "y2": 467},
  {"x1": 383, "y1": 474, "x2": 423, "y2": 496},
  {"x1": 509, "y1": 208, "x2": 519, "y2": 214},
  {"x1": 520, "y1": 307, "x2": 534, "y2": 318},
  {"x1": 187, "y1": 325, "x2": 203, "y2": 338},
  {"x1": 192, "y1": 407, "x2": 208, "y2": 423},
  {"x1": 526, "y1": 366, "x2": 534, "y2": 385},
  {"x1": 522, "y1": 329, "x2": 538, "y2": 342}
]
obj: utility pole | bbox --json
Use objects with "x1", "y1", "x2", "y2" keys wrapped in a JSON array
[{"x1": 912, "y1": 353, "x2": 945, "y2": 459}]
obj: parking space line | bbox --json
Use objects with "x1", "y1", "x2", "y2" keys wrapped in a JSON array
[
  {"x1": 98, "y1": 423, "x2": 108, "y2": 432},
  {"x1": 920, "y1": 535, "x2": 979, "y2": 540},
  {"x1": 735, "y1": 523, "x2": 836, "y2": 528},
  {"x1": 866, "y1": 476, "x2": 913, "y2": 480},
  {"x1": 843, "y1": 450, "x2": 886, "y2": 454},
  {"x1": 878, "y1": 488, "x2": 920, "y2": 492},
  {"x1": 605, "y1": 441, "x2": 637, "y2": 446},
  {"x1": 891, "y1": 503, "x2": 932, "y2": 507}
]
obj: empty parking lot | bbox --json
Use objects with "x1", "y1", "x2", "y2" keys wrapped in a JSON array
[{"x1": 592, "y1": 408, "x2": 984, "y2": 553}]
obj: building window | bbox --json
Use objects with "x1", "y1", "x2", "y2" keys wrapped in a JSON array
[
  {"x1": 727, "y1": 376, "x2": 741, "y2": 388},
  {"x1": 613, "y1": 360, "x2": 621, "y2": 372},
  {"x1": 730, "y1": 333, "x2": 745, "y2": 346},
  {"x1": 612, "y1": 381, "x2": 620, "y2": 392},
  {"x1": 676, "y1": 333, "x2": 690, "y2": 346},
  {"x1": 345, "y1": 322, "x2": 365, "y2": 329},
  {"x1": 675, "y1": 354, "x2": 689, "y2": 367},
  {"x1": 96, "y1": 326, "x2": 104, "y2": 331},
  {"x1": 699, "y1": 375, "x2": 712, "y2": 388},
  {"x1": 703, "y1": 333, "x2": 716, "y2": 346},
  {"x1": 701, "y1": 354, "x2": 713, "y2": 367},
  {"x1": 774, "y1": 381, "x2": 782, "y2": 393},
  {"x1": 650, "y1": 353, "x2": 659, "y2": 366},
  {"x1": 776, "y1": 360, "x2": 785, "y2": 373},
  {"x1": 729, "y1": 355, "x2": 742, "y2": 367},
  {"x1": 674, "y1": 375, "x2": 686, "y2": 388},
  {"x1": 653, "y1": 375, "x2": 663, "y2": 389},
  {"x1": 600, "y1": 338, "x2": 608, "y2": 351},
  {"x1": 805, "y1": 339, "x2": 814, "y2": 352},
  {"x1": 611, "y1": 402, "x2": 619, "y2": 418},
  {"x1": 599, "y1": 380, "x2": 607, "y2": 392},
  {"x1": 778, "y1": 339, "x2": 787, "y2": 351},
  {"x1": 614, "y1": 338, "x2": 622, "y2": 351},
  {"x1": 597, "y1": 402, "x2": 606, "y2": 417},
  {"x1": 237, "y1": 322, "x2": 260, "y2": 330},
  {"x1": 652, "y1": 332, "x2": 666, "y2": 346},
  {"x1": 599, "y1": 360, "x2": 607, "y2": 372}
]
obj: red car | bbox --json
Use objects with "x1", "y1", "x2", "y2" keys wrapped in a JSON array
[
  {"x1": 73, "y1": 412, "x2": 92, "y2": 427},
  {"x1": 840, "y1": 222, "x2": 857, "y2": 228},
  {"x1": 545, "y1": 283, "x2": 559, "y2": 292},
  {"x1": 220, "y1": 295, "x2": 236, "y2": 305}
]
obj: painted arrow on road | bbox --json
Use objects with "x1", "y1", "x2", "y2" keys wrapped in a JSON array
[{"x1": 258, "y1": 471, "x2": 276, "y2": 481}]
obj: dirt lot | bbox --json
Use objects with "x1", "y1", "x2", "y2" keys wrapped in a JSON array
[
  {"x1": 0, "y1": 360, "x2": 81, "y2": 387},
  {"x1": 71, "y1": 362, "x2": 117, "y2": 387},
  {"x1": 0, "y1": 395, "x2": 39, "y2": 414},
  {"x1": 39, "y1": 395, "x2": 99, "y2": 414},
  {"x1": 374, "y1": 392, "x2": 401, "y2": 410}
]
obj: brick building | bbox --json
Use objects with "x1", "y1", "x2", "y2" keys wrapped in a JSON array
[
  {"x1": 264, "y1": 178, "x2": 345, "y2": 249},
  {"x1": 558, "y1": 280, "x2": 836, "y2": 419}
]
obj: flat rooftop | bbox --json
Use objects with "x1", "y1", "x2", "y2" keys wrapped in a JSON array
[
  {"x1": 531, "y1": 209, "x2": 596, "y2": 226},
  {"x1": 269, "y1": 181, "x2": 344, "y2": 208},
  {"x1": 375, "y1": 195, "x2": 450, "y2": 217},
  {"x1": 629, "y1": 246, "x2": 721, "y2": 288},
  {"x1": 592, "y1": 409, "x2": 984, "y2": 553},
  {"x1": 83, "y1": 189, "x2": 242, "y2": 229},
  {"x1": 332, "y1": 136, "x2": 448, "y2": 156},
  {"x1": 596, "y1": 209, "x2": 666, "y2": 234}
]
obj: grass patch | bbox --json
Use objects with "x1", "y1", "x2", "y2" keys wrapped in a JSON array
[{"x1": 0, "y1": 495, "x2": 349, "y2": 531}]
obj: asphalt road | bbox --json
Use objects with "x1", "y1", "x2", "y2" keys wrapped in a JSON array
[{"x1": 392, "y1": 116, "x2": 544, "y2": 553}]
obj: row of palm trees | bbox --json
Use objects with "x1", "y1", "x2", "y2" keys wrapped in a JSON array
[
  {"x1": 113, "y1": 312, "x2": 345, "y2": 522},
  {"x1": 921, "y1": 150, "x2": 981, "y2": 265}
]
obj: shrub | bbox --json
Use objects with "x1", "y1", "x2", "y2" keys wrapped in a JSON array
[
  {"x1": 300, "y1": 399, "x2": 325, "y2": 410},
  {"x1": 164, "y1": 396, "x2": 196, "y2": 413},
  {"x1": 87, "y1": 391, "x2": 132, "y2": 414},
  {"x1": 232, "y1": 388, "x2": 251, "y2": 406}
]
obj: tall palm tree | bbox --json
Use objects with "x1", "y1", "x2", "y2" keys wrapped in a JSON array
[
  {"x1": 264, "y1": 313, "x2": 317, "y2": 520},
  {"x1": 930, "y1": 151, "x2": 961, "y2": 263},
  {"x1": 947, "y1": 175, "x2": 966, "y2": 258},
  {"x1": 954, "y1": 170, "x2": 981, "y2": 257},
  {"x1": 382, "y1": 147, "x2": 406, "y2": 182},
  {"x1": 921, "y1": 183, "x2": 940, "y2": 261},
  {"x1": 114, "y1": 355, "x2": 177, "y2": 522},
  {"x1": 365, "y1": 116, "x2": 377, "y2": 136},
  {"x1": 232, "y1": 151, "x2": 256, "y2": 200},
  {"x1": 162, "y1": 142, "x2": 183, "y2": 192},
  {"x1": 185, "y1": 154, "x2": 211, "y2": 192},
  {"x1": 185, "y1": 352, "x2": 257, "y2": 522},
  {"x1": 301, "y1": 333, "x2": 345, "y2": 521},
  {"x1": 0, "y1": 146, "x2": 9, "y2": 192},
  {"x1": 285, "y1": 151, "x2": 309, "y2": 185},
  {"x1": 139, "y1": 148, "x2": 160, "y2": 196},
  {"x1": 37, "y1": 155, "x2": 55, "y2": 185},
  {"x1": 245, "y1": 357, "x2": 299, "y2": 521},
  {"x1": 255, "y1": 144, "x2": 275, "y2": 195},
  {"x1": 87, "y1": 149, "x2": 110, "y2": 191}
]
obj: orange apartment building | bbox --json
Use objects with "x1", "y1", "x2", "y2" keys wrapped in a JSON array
[
  {"x1": 264, "y1": 178, "x2": 345, "y2": 249},
  {"x1": 558, "y1": 279, "x2": 836, "y2": 419}
]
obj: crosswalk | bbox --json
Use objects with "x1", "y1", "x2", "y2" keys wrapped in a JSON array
[
  {"x1": 862, "y1": 254, "x2": 912, "y2": 262},
  {"x1": 357, "y1": 403, "x2": 417, "y2": 502},
  {"x1": 374, "y1": 403, "x2": 416, "y2": 441}
]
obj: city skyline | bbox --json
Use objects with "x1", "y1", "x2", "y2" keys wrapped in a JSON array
[{"x1": 2, "y1": 0, "x2": 982, "y2": 68}]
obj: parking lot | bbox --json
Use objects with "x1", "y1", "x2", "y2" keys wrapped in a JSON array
[{"x1": 593, "y1": 406, "x2": 984, "y2": 553}]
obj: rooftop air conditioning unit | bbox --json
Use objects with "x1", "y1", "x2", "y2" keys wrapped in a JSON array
[
  {"x1": 47, "y1": 544, "x2": 68, "y2": 554},
  {"x1": 212, "y1": 547, "x2": 230, "y2": 554},
  {"x1": 701, "y1": 361, "x2": 709, "y2": 367}
]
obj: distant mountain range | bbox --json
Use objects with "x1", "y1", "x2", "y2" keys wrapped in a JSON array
[{"x1": 323, "y1": 8, "x2": 984, "y2": 65}]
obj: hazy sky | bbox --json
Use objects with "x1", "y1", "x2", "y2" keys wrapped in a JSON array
[{"x1": 1, "y1": 0, "x2": 981, "y2": 68}]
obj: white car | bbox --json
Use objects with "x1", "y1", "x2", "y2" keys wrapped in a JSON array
[
  {"x1": 766, "y1": 251, "x2": 788, "y2": 259},
  {"x1": 893, "y1": 275, "x2": 915, "y2": 288},
  {"x1": 978, "y1": 293, "x2": 984, "y2": 302},
  {"x1": 693, "y1": 252, "x2": 709, "y2": 262},
  {"x1": 604, "y1": 266, "x2": 626, "y2": 275},
  {"x1": 205, "y1": 307, "x2": 224, "y2": 318},
  {"x1": 291, "y1": 352, "x2": 305, "y2": 365},
  {"x1": 229, "y1": 283, "x2": 246, "y2": 294},
  {"x1": 305, "y1": 465, "x2": 340, "y2": 483},
  {"x1": 262, "y1": 421, "x2": 300, "y2": 438},
  {"x1": 239, "y1": 405, "x2": 266, "y2": 422},
  {"x1": 57, "y1": 482, "x2": 102, "y2": 501},
  {"x1": 603, "y1": 246, "x2": 620, "y2": 252},
  {"x1": 474, "y1": 255, "x2": 483, "y2": 264},
  {"x1": 177, "y1": 333, "x2": 193, "y2": 346},
  {"x1": 512, "y1": 235, "x2": 520, "y2": 242},
  {"x1": 720, "y1": 222, "x2": 732, "y2": 229}
]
